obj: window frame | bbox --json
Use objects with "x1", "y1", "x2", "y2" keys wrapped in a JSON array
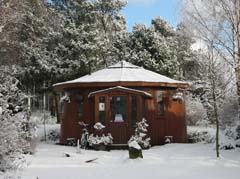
[{"x1": 156, "y1": 91, "x2": 165, "y2": 117}]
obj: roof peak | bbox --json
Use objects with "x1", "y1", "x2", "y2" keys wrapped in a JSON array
[{"x1": 108, "y1": 60, "x2": 140, "y2": 69}]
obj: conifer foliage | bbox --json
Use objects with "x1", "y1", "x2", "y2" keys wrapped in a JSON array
[
  {"x1": 0, "y1": 67, "x2": 31, "y2": 171},
  {"x1": 128, "y1": 118, "x2": 151, "y2": 149}
]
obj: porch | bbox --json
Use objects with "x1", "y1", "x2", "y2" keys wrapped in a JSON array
[{"x1": 88, "y1": 86, "x2": 152, "y2": 144}]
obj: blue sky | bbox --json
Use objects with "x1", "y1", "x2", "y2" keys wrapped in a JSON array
[{"x1": 122, "y1": 0, "x2": 179, "y2": 31}]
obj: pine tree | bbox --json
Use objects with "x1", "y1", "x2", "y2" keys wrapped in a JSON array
[
  {"x1": 0, "y1": 66, "x2": 31, "y2": 171},
  {"x1": 127, "y1": 17, "x2": 180, "y2": 78},
  {"x1": 128, "y1": 118, "x2": 151, "y2": 149}
]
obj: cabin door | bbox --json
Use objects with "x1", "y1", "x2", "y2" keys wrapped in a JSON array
[{"x1": 108, "y1": 96, "x2": 128, "y2": 144}]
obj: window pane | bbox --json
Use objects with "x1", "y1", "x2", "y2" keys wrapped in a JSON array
[
  {"x1": 157, "y1": 91, "x2": 164, "y2": 116},
  {"x1": 131, "y1": 96, "x2": 137, "y2": 126},
  {"x1": 99, "y1": 96, "x2": 106, "y2": 124},
  {"x1": 77, "y1": 94, "x2": 84, "y2": 119},
  {"x1": 110, "y1": 96, "x2": 126, "y2": 122}
]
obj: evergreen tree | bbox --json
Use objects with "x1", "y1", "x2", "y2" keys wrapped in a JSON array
[
  {"x1": 127, "y1": 17, "x2": 180, "y2": 78},
  {"x1": 0, "y1": 66, "x2": 31, "y2": 171},
  {"x1": 128, "y1": 118, "x2": 151, "y2": 149}
]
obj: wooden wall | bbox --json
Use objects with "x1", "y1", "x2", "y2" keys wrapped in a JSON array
[{"x1": 59, "y1": 87, "x2": 187, "y2": 145}]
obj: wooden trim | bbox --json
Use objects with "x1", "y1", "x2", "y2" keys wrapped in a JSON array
[
  {"x1": 94, "y1": 95, "x2": 98, "y2": 123},
  {"x1": 88, "y1": 86, "x2": 152, "y2": 98},
  {"x1": 54, "y1": 81, "x2": 190, "y2": 91}
]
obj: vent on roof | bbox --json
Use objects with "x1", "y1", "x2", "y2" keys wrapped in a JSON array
[{"x1": 121, "y1": 60, "x2": 124, "y2": 68}]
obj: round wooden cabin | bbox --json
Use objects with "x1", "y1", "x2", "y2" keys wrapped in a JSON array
[{"x1": 54, "y1": 61, "x2": 189, "y2": 145}]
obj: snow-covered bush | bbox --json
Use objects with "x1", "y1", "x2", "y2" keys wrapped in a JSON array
[
  {"x1": 93, "y1": 122, "x2": 105, "y2": 130},
  {"x1": 88, "y1": 133, "x2": 113, "y2": 146},
  {"x1": 186, "y1": 95, "x2": 208, "y2": 126},
  {"x1": 219, "y1": 96, "x2": 239, "y2": 127},
  {"x1": 128, "y1": 118, "x2": 151, "y2": 149},
  {"x1": 220, "y1": 126, "x2": 240, "y2": 149},
  {"x1": 188, "y1": 126, "x2": 239, "y2": 150},
  {"x1": 34, "y1": 124, "x2": 60, "y2": 142},
  {"x1": 0, "y1": 67, "x2": 32, "y2": 171},
  {"x1": 30, "y1": 111, "x2": 57, "y2": 125},
  {"x1": 236, "y1": 139, "x2": 240, "y2": 148},
  {"x1": 88, "y1": 123, "x2": 113, "y2": 150},
  {"x1": 187, "y1": 126, "x2": 216, "y2": 143},
  {"x1": 236, "y1": 124, "x2": 240, "y2": 140},
  {"x1": 46, "y1": 128, "x2": 60, "y2": 141}
]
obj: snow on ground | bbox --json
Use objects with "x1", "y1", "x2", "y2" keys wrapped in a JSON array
[{"x1": 6, "y1": 142, "x2": 240, "y2": 179}]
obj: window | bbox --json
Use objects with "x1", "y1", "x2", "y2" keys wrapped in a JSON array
[
  {"x1": 110, "y1": 96, "x2": 127, "y2": 122},
  {"x1": 157, "y1": 91, "x2": 164, "y2": 116},
  {"x1": 131, "y1": 96, "x2": 137, "y2": 126},
  {"x1": 99, "y1": 96, "x2": 106, "y2": 124},
  {"x1": 76, "y1": 94, "x2": 84, "y2": 119}
]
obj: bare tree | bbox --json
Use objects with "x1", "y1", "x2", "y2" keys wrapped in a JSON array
[{"x1": 181, "y1": 0, "x2": 240, "y2": 122}]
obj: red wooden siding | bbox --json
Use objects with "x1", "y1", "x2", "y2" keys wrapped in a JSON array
[{"x1": 59, "y1": 87, "x2": 187, "y2": 145}]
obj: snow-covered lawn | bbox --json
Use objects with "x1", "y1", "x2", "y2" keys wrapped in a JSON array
[{"x1": 10, "y1": 143, "x2": 240, "y2": 179}]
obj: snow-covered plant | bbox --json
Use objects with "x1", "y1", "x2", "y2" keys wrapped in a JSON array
[
  {"x1": 46, "y1": 128, "x2": 60, "y2": 142},
  {"x1": 187, "y1": 126, "x2": 217, "y2": 144},
  {"x1": 128, "y1": 118, "x2": 151, "y2": 149},
  {"x1": 88, "y1": 122, "x2": 113, "y2": 148},
  {"x1": 0, "y1": 67, "x2": 32, "y2": 172},
  {"x1": 172, "y1": 92, "x2": 184, "y2": 102},
  {"x1": 185, "y1": 94, "x2": 208, "y2": 126},
  {"x1": 88, "y1": 133, "x2": 113, "y2": 146},
  {"x1": 60, "y1": 93, "x2": 71, "y2": 103},
  {"x1": 94, "y1": 122, "x2": 106, "y2": 130}
]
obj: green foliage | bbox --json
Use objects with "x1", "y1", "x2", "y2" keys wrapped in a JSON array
[
  {"x1": 126, "y1": 18, "x2": 180, "y2": 78},
  {"x1": 1, "y1": 0, "x2": 196, "y2": 94}
]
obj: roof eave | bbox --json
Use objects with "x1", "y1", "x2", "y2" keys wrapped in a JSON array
[{"x1": 53, "y1": 81, "x2": 190, "y2": 91}]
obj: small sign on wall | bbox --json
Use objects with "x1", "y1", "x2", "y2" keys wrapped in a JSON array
[{"x1": 99, "y1": 103, "x2": 105, "y2": 111}]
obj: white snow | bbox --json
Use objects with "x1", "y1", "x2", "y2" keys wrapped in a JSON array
[
  {"x1": 88, "y1": 86, "x2": 152, "y2": 98},
  {"x1": 4, "y1": 142, "x2": 239, "y2": 179},
  {"x1": 128, "y1": 141, "x2": 141, "y2": 150},
  {"x1": 93, "y1": 122, "x2": 106, "y2": 130},
  {"x1": 54, "y1": 61, "x2": 187, "y2": 87},
  {"x1": 35, "y1": 124, "x2": 60, "y2": 140}
]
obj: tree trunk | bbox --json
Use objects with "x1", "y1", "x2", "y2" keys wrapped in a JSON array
[
  {"x1": 236, "y1": 0, "x2": 240, "y2": 122},
  {"x1": 54, "y1": 92, "x2": 61, "y2": 124},
  {"x1": 236, "y1": 65, "x2": 240, "y2": 121},
  {"x1": 211, "y1": 66, "x2": 220, "y2": 158}
]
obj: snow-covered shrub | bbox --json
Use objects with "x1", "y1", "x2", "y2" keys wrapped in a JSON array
[
  {"x1": 236, "y1": 124, "x2": 240, "y2": 140},
  {"x1": 35, "y1": 124, "x2": 60, "y2": 142},
  {"x1": 186, "y1": 95, "x2": 208, "y2": 126},
  {"x1": 219, "y1": 96, "x2": 239, "y2": 127},
  {"x1": 46, "y1": 128, "x2": 60, "y2": 141},
  {"x1": 236, "y1": 139, "x2": 240, "y2": 148},
  {"x1": 128, "y1": 118, "x2": 151, "y2": 149},
  {"x1": 0, "y1": 67, "x2": 32, "y2": 172},
  {"x1": 219, "y1": 126, "x2": 240, "y2": 150},
  {"x1": 188, "y1": 126, "x2": 239, "y2": 150},
  {"x1": 94, "y1": 122, "x2": 105, "y2": 130},
  {"x1": 88, "y1": 133, "x2": 113, "y2": 146},
  {"x1": 172, "y1": 92, "x2": 184, "y2": 102},
  {"x1": 30, "y1": 111, "x2": 57, "y2": 125},
  {"x1": 219, "y1": 140, "x2": 235, "y2": 150},
  {"x1": 88, "y1": 122, "x2": 113, "y2": 150},
  {"x1": 187, "y1": 126, "x2": 216, "y2": 143}
]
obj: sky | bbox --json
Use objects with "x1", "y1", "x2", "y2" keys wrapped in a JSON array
[{"x1": 122, "y1": 0, "x2": 179, "y2": 31}]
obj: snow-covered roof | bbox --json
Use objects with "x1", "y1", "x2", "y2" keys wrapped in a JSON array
[
  {"x1": 88, "y1": 86, "x2": 152, "y2": 98},
  {"x1": 54, "y1": 61, "x2": 187, "y2": 88}
]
